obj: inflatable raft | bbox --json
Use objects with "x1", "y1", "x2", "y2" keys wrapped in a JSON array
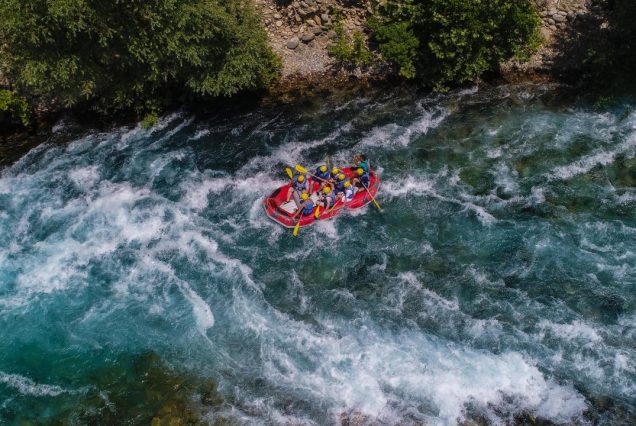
[{"x1": 263, "y1": 167, "x2": 380, "y2": 228}]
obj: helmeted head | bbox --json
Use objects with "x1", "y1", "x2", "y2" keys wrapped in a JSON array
[
  {"x1": 338, "y1": 173, "x2": 346, "y2": 181},
  {"x1": 344, "y1": 181, "x2": 351, "y2": 188},
  {"x1": 323, "y1": 186, "x2": 332, "y2": 194},
  {"x1": 356, "y1": 168, "x2": 364, "y2": 176},
  {"x1": 297, "y1": 175, "x2": 305, "y2": 183},
  {"x1": 320, "y1": 165, "x2": 328, "y2": 173},
  {"x1": 301, "y1": 192, "x2": 309, "y2": 201},
  {"x1": 331, "y1": 167, "x2": 339, "y2": 175}
]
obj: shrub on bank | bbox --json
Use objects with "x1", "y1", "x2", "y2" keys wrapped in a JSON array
[
  {"x1": 0, "y1": 0, "x2": 280, "y2": 118},
  {"x1": 0, "y1": 89, "x2": 31, "y2": 128},
  {"x1": 368, "y1": 0, "x2": 541, "y2": 89}
]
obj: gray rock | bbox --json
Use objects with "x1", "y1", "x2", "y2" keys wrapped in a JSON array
[
  {"x1": 287, "y1": 36, "x2": 300, "y2": 49},
  {"x1": 312, "y1": 26, "x2": 322, "y2": 35},
  {"x1": 301, "y1": 32, "x2": 315, "y2": 42},
  {"x1": 294, "y1": 15, "x2": 302, "y2": 23},
  {"x1": 547, "y1": 18, "x2": 555, "y2": 25},
  {"x1": 321, "y1": 13, "x2": 329, "y2": 23},
  {"x1": 553, "y1": 14, "x2": 566, "y2": 22},
  {"x1": 274, "y1": 13, "x2": 282, "y2": 19},
  {"x1": 276, "y1": 20, "x2": 283, "y2": 27},
  {"x1": 292, "y1": 1, "x2": 300, "y2": 8}
]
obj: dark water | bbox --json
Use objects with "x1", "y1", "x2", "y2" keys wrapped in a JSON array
[{"x1": 1, "y1": 85, "x2": 635, "y2": 425}]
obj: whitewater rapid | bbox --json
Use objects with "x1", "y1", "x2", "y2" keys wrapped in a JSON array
[{"x1": 1, "y1": 85, "x2": 635, "y2": 424}]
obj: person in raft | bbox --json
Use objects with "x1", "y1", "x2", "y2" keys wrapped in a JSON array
[
  {"x1": 314, "y1": 165, "x2": 330, "y2": 190},
  {"x1": 352, "y1": 167, "x2": 370, "y2": 189},
  {"x1": 317, "y1": 185, "x2": 337, "y2": 209},
  {"x1": 328, "y1": 167, "x2": 340, "y2": 191},
  {"x1": 334, "y1": 173, "x2": 348, "y2": 195},
  {"x1": 352, "y1": 154, "x2": 369, "y2": 174},
  {"x1": 287, "y1": 174, "x2": 308, "y2": 208},
  {"x1": 293, "y1": 192, "x2": 315, "y2": 218},
  {"x1": 338, "y1": 180, "x2": 355, "y2": 203}
]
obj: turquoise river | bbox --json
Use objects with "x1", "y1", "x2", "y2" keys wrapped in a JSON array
[{"x1": 0, "y1": 84, "x2": 635, "y2": 424}]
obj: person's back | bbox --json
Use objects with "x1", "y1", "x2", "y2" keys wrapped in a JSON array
[{"x1": 315, "y1": 165, "x2": 330, "y2": 181}]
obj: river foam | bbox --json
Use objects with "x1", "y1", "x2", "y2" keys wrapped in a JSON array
[{"x1": 1, "y1": 85, "x2": 635, "y2": 424}]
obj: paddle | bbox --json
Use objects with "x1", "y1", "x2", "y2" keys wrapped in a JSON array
[
  {"x1": 361, "y1": 181, "x2": 382, "y2": 211},
  {"x1": 285, "y1": 167, "x2": 293, "y2": 179},
  {"x1": 293, "y1": 218, "x2": 300, "y2": 237},
  {"x1": 295, "y1": 164, "x2": 329, "y2": 183},
  {"x1": 314, "y1": 205, "x2": 321, "y2": 219}
]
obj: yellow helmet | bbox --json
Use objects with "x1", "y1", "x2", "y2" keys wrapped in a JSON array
[
  {"x1": 323, "y1": 186, "x2": 332, "y2": 194},
  {"x1": 297, "y1": 175, "x2": 305, "y2": 182},
  {"x1": 338, "y1": 173, "x2": 346, "y2": 181},
  {"x1": 320, "y1": 165, "x2": 328, "y2": 173},
  {"x1": 300, "y1": 192, "x2": 309, "y2": 200},
  {"x1": 344, "y1": 181, "x2": 351, "y2": 188},
  {"x1": 331, "y1": 167, "x2": 339, "y2": 175},
  {"x1": 356, "y1": 168, "x2": 364, "y2": 176}
]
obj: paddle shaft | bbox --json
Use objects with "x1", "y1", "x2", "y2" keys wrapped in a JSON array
[{"x1": 361, "y1": 180, "x2": 382, "y2": 210}]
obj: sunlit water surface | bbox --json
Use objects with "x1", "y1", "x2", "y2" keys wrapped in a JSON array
[{"x1": 1, "y1": 85, "x2": 635, "y2": 424}]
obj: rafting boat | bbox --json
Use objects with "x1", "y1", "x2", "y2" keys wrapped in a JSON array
[{"x1": 263, "y1": 167, "x2": 380, "y2": 228}]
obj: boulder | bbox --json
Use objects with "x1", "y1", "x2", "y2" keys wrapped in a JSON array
[{"x1": 287, "y1": 36, "x2": 300, "y2": 49}]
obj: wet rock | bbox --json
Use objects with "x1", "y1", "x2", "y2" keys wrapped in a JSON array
[
  {"x1": 301, "y1": 32, "x2": 315, "y2": 42},
  {"x1": 287, "y1": 36, "x2": 300, "y2": 49}
]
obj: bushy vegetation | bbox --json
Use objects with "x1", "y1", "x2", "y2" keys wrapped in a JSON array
[
  {"x1": 0, "y1": 0, "x2": 280, "y2": 119},
  {"x1": 327, "y1": 22, "x2": 373, "y2": 71},
  {"x1": 368, "y1": 0, "x2": 541, "y2": 89},
  {"x1": 0, "y1": 89, "x2": 31, "y2": 128}
]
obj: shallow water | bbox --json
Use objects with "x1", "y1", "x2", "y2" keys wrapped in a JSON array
[{"x1": 1, "y1": 84, "x2": 635, "y2": 425}]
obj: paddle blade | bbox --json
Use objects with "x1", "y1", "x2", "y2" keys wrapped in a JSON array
[
  {"x1": 295, "y1": 164, "x2": 308, "y2": 174},
  {"x1": 285, "y1": 168, "x2": 293, "y2": 179},
  {"x1": 314, "y1": 206, "x2": 320, "y2": 219},
  {"x1": 293, "y1": 220, "x2": 300, "y2": 237}
]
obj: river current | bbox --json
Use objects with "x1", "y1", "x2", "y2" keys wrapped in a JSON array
[{"x1": 0, "y1": 85, "x2": 635, "y2": 424}]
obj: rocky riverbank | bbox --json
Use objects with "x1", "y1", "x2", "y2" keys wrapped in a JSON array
[
  {"x1": 502, "y1": 0, "x2": 609, "y2": 81},
  {"x1": 255, "y1": 0, "x2": 610, "y2": 86},
  {"x1": 255, "y1": 0, "x2": 371, "y2": 77}
]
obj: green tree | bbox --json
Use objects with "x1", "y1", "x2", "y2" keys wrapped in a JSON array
[
  {"x1": 328, "y1": 22, "x2": 373, "y2": 71},
  {"x1": 0, "y1": 0, "x2": 280, "y2": 115},
  {"x1": 0, "y1": 89, "x2": 31, "y2": 127},
  {"x1": 369, "y1": 0, "x2": 540, "y2": 89}
]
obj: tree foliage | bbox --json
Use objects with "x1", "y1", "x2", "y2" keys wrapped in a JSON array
[
  {"x1": 0, "y1": 89, "x2": 31, "y2": 127},
  {"x1": 327, "y1": 22, "x2": 373, "y2": 71},
  {"x1": 0, "y1": 0, "x2": 280, "y2": 114},
  {"x1": 369, "y1": 0, "x2": 541, "y2": 89}
]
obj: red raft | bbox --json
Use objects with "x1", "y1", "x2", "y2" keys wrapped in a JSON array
[{"x1": 263, "y1": 167, "x2": 380, "y2": 228}]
